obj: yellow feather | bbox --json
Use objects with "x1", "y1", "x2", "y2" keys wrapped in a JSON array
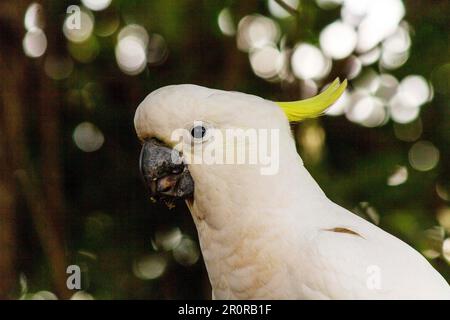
[{"x1": 275, "y1": 78, "x2": 347, "y2": 122}]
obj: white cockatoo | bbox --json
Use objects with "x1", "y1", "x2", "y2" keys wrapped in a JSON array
[{"x1": 134, "y1": 79, "x2": 450, "y2": 299}]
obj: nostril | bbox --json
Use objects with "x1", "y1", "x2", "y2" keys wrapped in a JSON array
[{"x1": 157, "y1": 175, "x2": 178, "y2": 193}]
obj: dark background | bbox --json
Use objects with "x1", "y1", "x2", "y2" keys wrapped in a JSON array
[{"x1": 0, "y1": 0, "x2": 449, "y2": 299}]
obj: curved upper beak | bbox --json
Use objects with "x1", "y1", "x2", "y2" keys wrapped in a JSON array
[{"x1": 139, "y1": 138, "x2": 194, "y2": 199}]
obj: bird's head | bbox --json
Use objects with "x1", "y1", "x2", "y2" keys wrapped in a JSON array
[{"x1": 134, "y1": 80, "x2": 346, "y2": 208}]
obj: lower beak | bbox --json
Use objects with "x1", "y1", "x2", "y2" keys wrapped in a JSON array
[{"x1": 139, "y1": 138, "x2": 194, "y2": 199}]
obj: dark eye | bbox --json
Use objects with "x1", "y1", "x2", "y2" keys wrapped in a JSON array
[{"x1": 191, "y1": 125, "x2": 207, "y2": 139}]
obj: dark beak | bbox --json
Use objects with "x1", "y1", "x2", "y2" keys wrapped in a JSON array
[{"x1": 139, "y1": 138, "x2": 194, "y2": 200}]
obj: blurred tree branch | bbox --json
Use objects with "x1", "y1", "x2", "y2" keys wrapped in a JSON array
[{"x1": 16, "y1": 171, "x2": 71, "y2": 299}]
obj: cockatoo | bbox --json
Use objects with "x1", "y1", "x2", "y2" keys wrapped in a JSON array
[{"x1": 134, "y1": 79, "x2": 450, "y2": 299}]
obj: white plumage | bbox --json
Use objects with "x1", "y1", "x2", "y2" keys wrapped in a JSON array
[{"x1": 134, "y1": 84, "x2": 450, "y2": 299}]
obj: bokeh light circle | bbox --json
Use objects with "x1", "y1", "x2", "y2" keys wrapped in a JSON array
[
  {"x1": 81, "y1": 0, "x2": 112, "y2": 12},
  {"x1": 408, "y1": 141, "x2": 440, "y2": 172},
  {"x1": 73, "y1": 122, "x2": 105, "y2": 152},
  {"x1": 320, "y1": 21, "x2": 357, "y2": 60},
  {"x1": 23, "y1": 28, "x2": 47, "y2": 58},
  {"x1": 291, "y1": 43, "x2": 330, "y2": 80}
]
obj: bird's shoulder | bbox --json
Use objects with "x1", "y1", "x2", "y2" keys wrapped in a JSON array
[{"x1": 294, "y1": 201, "x2": 450, "y2": 299}]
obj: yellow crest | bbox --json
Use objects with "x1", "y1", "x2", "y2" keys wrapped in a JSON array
[{"x1": 275, "y1": 78, "x2": 347, "y2": 122}]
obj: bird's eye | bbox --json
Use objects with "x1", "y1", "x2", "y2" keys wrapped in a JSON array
[{"x1": 191, "y1": 125, "x2": 207, "y2": 139}]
